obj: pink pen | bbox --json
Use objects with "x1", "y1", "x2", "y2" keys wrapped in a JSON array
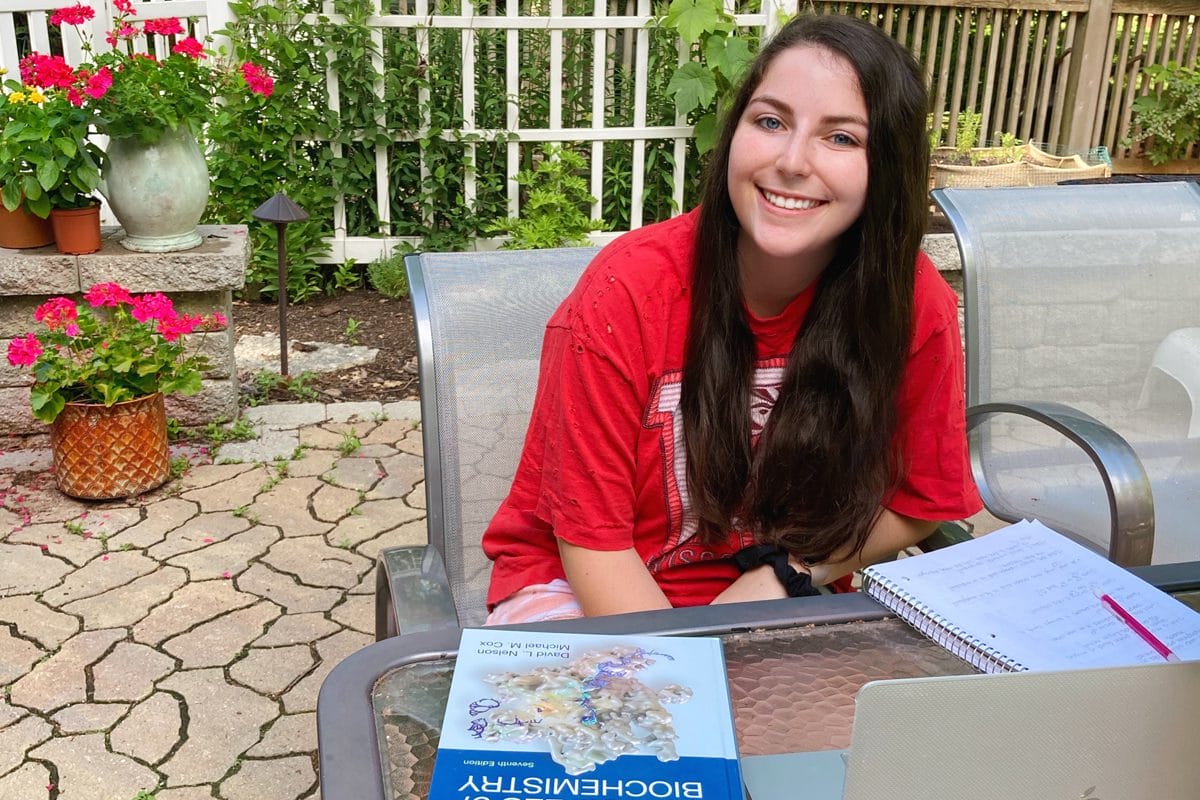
[{"x1": 1094, "y1": 587, "x2": 1181, "y2": 662}]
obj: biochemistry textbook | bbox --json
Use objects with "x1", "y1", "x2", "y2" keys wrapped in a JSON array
[{"x1": 428, "y1": 628, "x2": 744, "y2": 800}]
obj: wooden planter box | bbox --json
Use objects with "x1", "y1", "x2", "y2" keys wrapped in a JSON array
[{"x1": 931, "y1": 143, "x2": 1111, "y2": 189}]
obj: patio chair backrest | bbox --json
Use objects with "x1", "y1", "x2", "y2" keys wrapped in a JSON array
[
  {"x1": 933, "y1": 182, "x2": 1200, "y2": 565},
  {"x1": 405, "y1": 248, "x2": 600, "y2": 626}
]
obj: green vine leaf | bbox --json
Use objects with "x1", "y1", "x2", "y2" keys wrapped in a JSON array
[
  {"x1": 706, "y1": 34, "x2": 752, "y2": 85},
  {"x1": 693, "y1": 113, "x2": 719, "y2": 155},
  {"x1": 664, "y1": 0, "x2": 721, "y2": 45},
  {"x1": 668, "y1": 63, "x2": 718, "y2": 116}
]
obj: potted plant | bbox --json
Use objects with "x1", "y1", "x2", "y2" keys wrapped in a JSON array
[
  {"x1": 5, "y1": 282, "x2": 225, "y2": 499},
  {"x1": 32, "y1": 1, "x2": 274, "y2": 253},
  {"x1": 928, "y1": 112, "x2": 1110, "y2": 188},
  {"x1": 0, "y1": 70, "x2": 102, "y2": 250}
]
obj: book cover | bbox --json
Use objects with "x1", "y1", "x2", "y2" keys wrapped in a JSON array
[{"x1": 429, "y1": 628, "x2": 743, "y2": 800}]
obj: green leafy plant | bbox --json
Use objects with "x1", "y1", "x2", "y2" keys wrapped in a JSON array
[
  {"x1": 660, "y1": 0, "x2": 756, "y2": 154},
  {"x1": 1129, "y1": 61, "x2": 1200, "y2": 165},
  {"x1": 206, "y1": 0, "x2": 337, "y2": 301},
  {"x1": 0, "y1": 77, "x2": 102, "y2": 217},
  {"x1": 955, "y1": 111, "x2": 982, "y2": 160},
  {"x1": 337, "y1": 429, "x2": 361, "y2": 456},
  {"x1": 5, "y1": 283, "x2": 222, "y2": 424},
  {"x1": 168, "y1": 455, "x2": 191, "y2": 480},
  {"x1": 204, "y1": 416, "x2": 257, "y2": 447},
  {"x1": 366, "y1": 252, "x2": 410, "y2": 299},
  {"x1": 344, "y1": 317, "x2": 361, "y2": 345},
  {"x1": 488, "y1": 145, "x2": 603, "y2": 249}
]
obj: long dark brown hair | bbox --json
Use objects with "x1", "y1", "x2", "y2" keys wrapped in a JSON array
[{"x1": 680, "y1": 14, "x2": 930, "y2": 563}]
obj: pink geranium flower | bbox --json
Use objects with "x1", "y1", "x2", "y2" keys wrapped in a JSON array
[
  {"x1": 84, "y1": 66, "x2": 113, "y2": 99},
  {"x1": 129, "y1": 292, "x2": 176, "y2": 324},
  {"x1": 49, "y1": 3, "x2": 94, "y2": 27},
  {"x1": 6, "y1": 334, "x2": 43, "y2": 367},
  {"x1": 157, "y1": 313, "x2": 203, "y2": 342},
  {"x1": 19, "y1": 53, "x2": 76, "y2": 89},
  {"x1": 240, "y1": 62, "x2": 274, "y2": 97},
  {"x1": 113, "y1": 0, "x2": 136, "y2": 13},
  {"x1": 34, "y1": 298, "x2": 79, "y2": 331},
  {"x1": 172, "y1": 37, "x2": 206, "y2": 59},
  {"x1": 143, "y1": 17, "x2": 185, "y2": 37},
  {"x1": 84, "y1": 283, "x2": 133, "y2": 308}
]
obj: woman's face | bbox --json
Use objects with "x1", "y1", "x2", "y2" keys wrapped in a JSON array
[{"x1": 727, "y1": 44, "x2": 869, "y2": 283}]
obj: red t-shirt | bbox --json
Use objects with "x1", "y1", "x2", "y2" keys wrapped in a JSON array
[{"x1": 483, "y1": 208, "x2": 982, "y2": 609}]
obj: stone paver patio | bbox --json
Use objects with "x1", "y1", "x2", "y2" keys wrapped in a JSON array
[{"x1": 0, "y1": 400, "x2": 427, "y2": 800}]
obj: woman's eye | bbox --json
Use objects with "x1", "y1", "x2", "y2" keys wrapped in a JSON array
[
  {"x1": 830, "y1": 132, "x2": 858, "y2": 146},
  {"x1": 756, "y1": 117, "x2": 782, "y2": 131}
]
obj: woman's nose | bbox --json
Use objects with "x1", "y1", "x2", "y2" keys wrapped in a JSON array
[{"x1": 775, "y1": 134, "x2": 812, "y2": 175}]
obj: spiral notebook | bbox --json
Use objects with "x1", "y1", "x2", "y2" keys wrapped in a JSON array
[{"x1": 860, "y1": 519, "x2": 1200, "y2": 672}]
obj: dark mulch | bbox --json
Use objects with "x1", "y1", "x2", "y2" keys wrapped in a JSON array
[{"x1": 232, "y1": 290, "x2": 419, "y2": 405}]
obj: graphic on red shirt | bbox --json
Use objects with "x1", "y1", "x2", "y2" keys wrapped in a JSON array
[{"x1": 643, "y1": 359, "x2": 787, "y2": 574}]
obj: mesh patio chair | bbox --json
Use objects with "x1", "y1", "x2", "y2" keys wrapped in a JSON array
[
  {"x1": 933, "y1": 181, "x2": 1200, "y2": 568},
  {"x1": 374, "y1": 248, "x2": 600, "y2": 638},
  {"x1": 374, "y1": 246, "x2": 975, "y2": 640}
]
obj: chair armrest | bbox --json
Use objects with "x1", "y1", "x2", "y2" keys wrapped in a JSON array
[
  {"x1": 967, "y1": 401, "x2": 1154, "y2": 567},
  {"x1": 917, "y1": 521, "x2": 974, "y2": 552},
  {"x1": 374, "y1": 545, "x2": 461, "y2": 641}
]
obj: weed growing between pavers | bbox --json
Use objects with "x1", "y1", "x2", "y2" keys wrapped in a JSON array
[{"x1": 337, "y1": 430, "x2": 361, "y2": 456}]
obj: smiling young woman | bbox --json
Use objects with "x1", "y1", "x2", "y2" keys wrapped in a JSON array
[{"x1": 481, "y1": 14, "x2": 981, "y2": 625}]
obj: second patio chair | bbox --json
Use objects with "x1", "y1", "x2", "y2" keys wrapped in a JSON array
[{"x1": 933, "y1": 181, "x2": 1200, "y2": 568}]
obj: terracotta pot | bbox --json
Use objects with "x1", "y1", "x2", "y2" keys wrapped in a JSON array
[
  {"x1": 0, "y1": 204, "x2": 55, "y2": 249},
  {"x1": 50, "y1": 392, "x2": 171, "y2": 499},
  {"x1": 50, "y1": 202, "x2": 103, "y2": 255}
]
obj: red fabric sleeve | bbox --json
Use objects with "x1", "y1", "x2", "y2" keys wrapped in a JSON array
[{"x1": 886, "y1": 255, "x2": 983, "y2": 520}]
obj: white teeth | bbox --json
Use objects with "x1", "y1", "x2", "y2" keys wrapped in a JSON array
[{"x1": 763, "y1": 190, "x2": 820, "y2": 210}]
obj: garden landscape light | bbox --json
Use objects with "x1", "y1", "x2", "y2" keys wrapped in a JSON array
[{"x1": 252, "y1": 192, "x2": 309, "y2": 376}]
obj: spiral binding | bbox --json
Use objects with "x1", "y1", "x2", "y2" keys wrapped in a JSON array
[{"x1": 863, "y1": 574, "x2": 1028, "y2": 673}]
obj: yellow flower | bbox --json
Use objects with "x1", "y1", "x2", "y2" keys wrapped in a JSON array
[
  {"x1": 6, "y1": 91, "x2": 26, "y2": 104},
  {"x1": 27, "y1": 89, "x2": 46, "y2": 104}
]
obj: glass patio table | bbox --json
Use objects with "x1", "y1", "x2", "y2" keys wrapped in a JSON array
[{"x1": 316, "y1": 563, "x2": 1200, "y2": 800}]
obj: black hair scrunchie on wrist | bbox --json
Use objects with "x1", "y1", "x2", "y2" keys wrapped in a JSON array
[{"x1": 731, "y1": 544, "x2": 820, "y2": 598}]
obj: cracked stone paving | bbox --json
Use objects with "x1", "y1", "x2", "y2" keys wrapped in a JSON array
[{"x1": 0, "y1": 400, "x2": 427, "y2": 800}]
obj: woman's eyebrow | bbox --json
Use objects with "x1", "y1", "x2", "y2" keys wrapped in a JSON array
[{"x1": 746, "y1": 95, "x2": 867, "y2": 128}]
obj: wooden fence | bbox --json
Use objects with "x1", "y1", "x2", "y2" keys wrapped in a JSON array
[{"x1": 2, "y1": 0, "x2": 1197, "y2": 258}]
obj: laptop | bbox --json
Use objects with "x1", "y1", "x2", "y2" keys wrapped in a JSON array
[{"x1": 741, "y1": 659, "x2": 1200, "y2": 800}]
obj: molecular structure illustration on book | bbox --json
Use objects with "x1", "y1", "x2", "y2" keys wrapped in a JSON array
[{"x1": 465, "y1": 644, "x2": 694, "y2": 775}]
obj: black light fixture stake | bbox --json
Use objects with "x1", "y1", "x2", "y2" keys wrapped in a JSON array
[{"x1": 251, "y1": 192, "x2": 309, "y2": 377}]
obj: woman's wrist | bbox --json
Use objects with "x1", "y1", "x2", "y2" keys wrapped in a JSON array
[{"x1": 732, "y1": 545, "x2": 820, "y2": 597}]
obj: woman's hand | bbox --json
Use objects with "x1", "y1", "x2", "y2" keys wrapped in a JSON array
[{"x1": 557, "y1": 539, "x2": 672, "y2": 616}]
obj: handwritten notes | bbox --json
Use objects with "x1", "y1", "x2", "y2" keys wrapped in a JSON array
[{"x1": 863, "y1": 519, "x2": 1200, "y2": 671}]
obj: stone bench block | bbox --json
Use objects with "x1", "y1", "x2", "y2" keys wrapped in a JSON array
[
  {"x1": 0, "y1": 251, "x2": 78, "y2": 296},
  {"x1": 166, "y1": 379, "x2": 238, "y2": 427},
  {"x1": 78, "y1": 226, "x2": 249, "y2": 293},
  {"x1": 0, "y1": 387, "x2": 36, "y2": 435}
]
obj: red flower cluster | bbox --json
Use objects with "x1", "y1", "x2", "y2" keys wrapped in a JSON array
[
  {"x1": 84, "y1": 282, "x2": 133, "y2": 308},
  {"x1": 34, "y1": 297, "x2": 80, "y2": 335},
  {"x1": 49, "y1": 3, "x2": 94, "y2": 27},
  {"x1": 240, "y1": 62, "x2": 274, "y2": 98},
  {"x1": 19, "y1": 53, "x2": 76, "y2": 89},
  {"x1": 6, "y1": 334, "x2": 43, "y2": 368},
  {"x1": 172, "y1": 37, "x2": 206, "y2": 60},
  {"x1": 143, "y1": 17, "x2": 186, "y2": 37}
]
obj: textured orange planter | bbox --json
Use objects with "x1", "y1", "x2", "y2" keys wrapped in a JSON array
[
  {"x1": 50, "y1": 392, "x2": 171, "y2": 499},
  {"x1": 50, "y1": 202, "x2": 102, "y2": 255},
  {"x1": 0, "y1": 204, "x2": 55, "y2": 249}
]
